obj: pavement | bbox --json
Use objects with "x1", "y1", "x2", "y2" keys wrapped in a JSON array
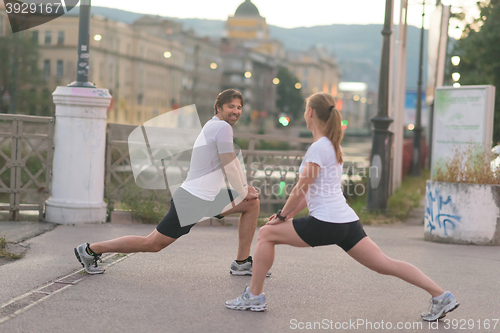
[{"x1": 0, "y1": 210, "x2": 499, "y2": 333}]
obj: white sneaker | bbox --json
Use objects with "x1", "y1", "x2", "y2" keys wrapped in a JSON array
[
  {"x1": 226, "y1": 286, "x2": 267, "y2": 312},
  {"x1": 230, "y1": 256, "x2": 271, "y2": 277},
  {"x1": 74, "y1": 243, "x2": 105, "y2": 274},
  {"x1": 421, "y1": 292, "x2": 459, "y2": 321}
]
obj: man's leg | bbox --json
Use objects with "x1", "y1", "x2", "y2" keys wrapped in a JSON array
[
  {"x1": 89, "y1": 229, "x2": 176, "y2": 254},
  {"x1": 218, "y1": 198, "x2": 260, "y2": 260},
  {"x1": 76, "y1": 198, "x2": 189, "y2": 274}
]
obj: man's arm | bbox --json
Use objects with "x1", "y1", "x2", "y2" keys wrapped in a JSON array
[{"x1": 219, "y1": 151, "x2": 256, "y2": 201}]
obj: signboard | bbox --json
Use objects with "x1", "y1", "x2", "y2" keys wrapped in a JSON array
[{"x1": 431, "y1": 85, "x2": 496, "y2": 177}]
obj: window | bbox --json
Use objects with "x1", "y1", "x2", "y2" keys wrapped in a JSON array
[
  {"x1": 43, "y1": 60, "x2": 51, "y2": 78},
  {"x1": 137, "y1": 94, "x2": 143, "y2": 105},
  {"x1": 56, "y1": 60, "x2": 63, "y2": 77},
  {"x1": 45, "y1": 31, "x2": 52, "y2": 45},
  {"x1": 31, "y1": 30, "x2": 39, "y2": 44},
  {"x1": 99, "y1": 62, "x2": 104, "y2": 81},
  {"x1": 57, "y1": 31, "x2": 65, "y2": 45},
  {"x1": 230, "y1": 75, "x2": 241, "y2": 84}
]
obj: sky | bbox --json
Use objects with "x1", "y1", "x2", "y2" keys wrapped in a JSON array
[{"x1": 91, "y1": 0, "x2": 482, "y2": 30}]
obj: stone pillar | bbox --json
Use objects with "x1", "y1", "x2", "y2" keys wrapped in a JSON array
[{"x1": 45, "y1": 86, "x2": 111, "y2": 224}]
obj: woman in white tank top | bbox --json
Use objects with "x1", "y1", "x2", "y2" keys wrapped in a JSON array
[{"x1": 226, "y1": 92, "x2": 459, "y2": 322}]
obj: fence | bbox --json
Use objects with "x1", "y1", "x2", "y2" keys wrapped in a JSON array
[
  {"x1": 0, "y1": 114, "x2": 54, "y2": 221},
  {"x1": 104, "y1": 124, "x2": 315, "y2": 214}
]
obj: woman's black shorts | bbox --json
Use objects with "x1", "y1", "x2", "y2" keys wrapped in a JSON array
[
  {"x1": 156, "y1": 187, "x2": 238, "y2": 239},
  {"x1": 292, "y1": 216, "x2": 367, "y2": 252}
]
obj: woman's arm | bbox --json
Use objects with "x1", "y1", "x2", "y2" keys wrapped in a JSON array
[{"x1": 268, "y1": 162, "x2": 320, "y2": 224}]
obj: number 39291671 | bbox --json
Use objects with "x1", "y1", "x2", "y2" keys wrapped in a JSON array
[
  {"x1": 443, "y1": 319, "x2": 499, "y2": 330},
  {"x1": 5, "y1": 2, "x2": 63, "y2": 14}
]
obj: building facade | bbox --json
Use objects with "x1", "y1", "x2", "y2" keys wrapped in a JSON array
[
  {"x1": 225, "y1": 0, "x2": 285, "y2": 61},
  {"x1": 132, "y1": 16, "x2": 222, "y2": 125},
  {"x1": 31, "y1": 14, "x2": 185, "y2": 125},
  {"x1": 287, "y1": 47, "x2": 341, "y2": 99}
]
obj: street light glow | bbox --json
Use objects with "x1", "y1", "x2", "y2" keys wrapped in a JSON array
[
  {"x1": 453, "y1": 83, "x2": 461, "y2": 88},
  {"x1": 210, "y1": 62, "x2": 217, "y2": 69},
  {"x1": 451, "y1": 56, "x2": 460, "y2": 66},
  {"x1": 407, "y1": 124, "x2": 415, "y2": 130},
  {"x1": 353, "y1": 95, "x2": 360, "y2": 101},
  {"x1": 361, "y1": 97, "x2": 367, "y2": 103},
  {"x1": 94, "y1": 35, "x2": 102, "y2": 41},
  {"x1": 452, "y1": 72, "x2": 460, "y2": 81},
  {"x1": 164, "y1": 51, "x2": 172, "y2": 58},
  {"x1": 295, "y1": 83, "x2": 302, "y2": 89},
  {"x1": 273, "y1": 78, "x2": 280, "y2": 85}
]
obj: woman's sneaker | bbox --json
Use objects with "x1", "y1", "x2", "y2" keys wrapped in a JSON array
[
  {"x1": 226, "y1": 286, "x2": 267, "y2": 312},
  {"x1": 230, "y1": 256, "x2": 271, "y2": 276},
  {"x1": 421, "y1": 292, "x2": 459, "y2": 321},
  {"x1": 74, "y1": 243, "x2": 105, "y2": 274}
]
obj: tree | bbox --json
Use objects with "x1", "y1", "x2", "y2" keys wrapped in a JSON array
[
  {"x1": 451, "y1": 0, "x2": 500, "y2": 145},
  {"x1": 275, "y1": 66, "x2": 304, "y2": 123},
  {"x1": 0, "y1": 31, "x2": 44, "y2": 115}
]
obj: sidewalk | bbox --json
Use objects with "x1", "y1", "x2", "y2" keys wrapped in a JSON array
[{"x1": 0, "y1": 211, "x2": 498, "y2": 332}]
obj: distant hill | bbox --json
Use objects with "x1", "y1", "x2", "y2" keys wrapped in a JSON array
[{"x1": 70, "y1": 6, "x2": 428, "y2": 92}]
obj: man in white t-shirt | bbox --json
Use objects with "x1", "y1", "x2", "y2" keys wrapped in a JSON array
[{"x1": 74, "y1": 89, "x2": 264, "y2": 277}]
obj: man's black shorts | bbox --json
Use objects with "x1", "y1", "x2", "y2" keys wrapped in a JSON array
[
  {"x1": 292, "y1": 216, "x2": 367, "y2": 252},
  {"x1": 156, "y1": 187, "x2": 238, "y2": 239}
]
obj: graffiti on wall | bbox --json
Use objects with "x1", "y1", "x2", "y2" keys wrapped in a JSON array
[{"x1": 425, "y1": 183, "x2": 462, "y2": 236}]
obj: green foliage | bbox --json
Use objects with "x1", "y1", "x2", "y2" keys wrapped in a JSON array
[
  {"x1": 349, "y1": 170, "x2": 429, "y2": 225},
  {"x1": 451, "y1": 0, "x2": 500, "y2": 144},
  {"x1": 276, "y1": 66, "x2": 305, "y2": 122},
  {"x1": 120, "y1": 186, "x2": 166, "y2": 224},
  {"x1": 0, "y1": 33, "x2": 44, "y2": 115},
  {"x1": 0, "y1": 237, "x2": 24, "y2": 260},
  {"x1": 433, "y1": 145, "x2": 500, "y2": 184}
]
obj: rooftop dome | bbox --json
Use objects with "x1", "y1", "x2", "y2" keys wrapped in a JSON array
[{"x1": 234, "y1": 0, "x2": 260, "y2": 17}]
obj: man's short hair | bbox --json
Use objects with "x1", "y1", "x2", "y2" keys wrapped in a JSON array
[{"x1": 214, "y1": 89, "x2": 244, "y2": 114}]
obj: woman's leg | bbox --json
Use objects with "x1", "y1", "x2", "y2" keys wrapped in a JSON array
[
  {"x1": 90, "y1": 229, "x2": 176, "y2": 254},
  {"x1": 347, "y1": 237, "x2": 445, "y2": 297},
  {"x1": 249, "y1": 220, "x2": 310, "y2": 295}
]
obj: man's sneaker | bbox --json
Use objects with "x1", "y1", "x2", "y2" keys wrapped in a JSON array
[
  {"x1": 421, "y1": 292, "x2": 459, "y2": 321},
  {"x1": 226, "y1": 286, "x2": 267, "y2": 312},
  {"x1": 230, "y1": 256, "x2": 271, "y2": 277},
  {"x1": 74, "y1": 243, "x2": 105, "y2": 274}
]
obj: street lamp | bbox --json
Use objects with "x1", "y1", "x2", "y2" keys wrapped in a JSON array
[
  {"x1": 366, "y1": 0, "x2": 394, "y2": 211},
  {"x1": 451, "y1": 56, "x2": 460, "y2": 66},
  {"x1": 410, "y1": 0, "x2": 425, "y2": 177},
  {"x1": 68, "y1": 0, "x2": 94, "y2": 87}
]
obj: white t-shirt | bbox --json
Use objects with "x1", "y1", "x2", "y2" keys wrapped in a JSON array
[
  {"x1": 181, "y1": 116, "x2": 234, "y2": 200},
  {"x1": 299, "y1": 136, "x2": 359, "y2": 223}
]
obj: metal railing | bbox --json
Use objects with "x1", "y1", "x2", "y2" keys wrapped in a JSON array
[
  {"x1": 0, "y1": 114, "x2": 54, "y2": 221},
  {"x1": 104, "y1": 123, "x2": 315, "y2": 212}
]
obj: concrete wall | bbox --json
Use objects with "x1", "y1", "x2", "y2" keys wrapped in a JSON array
[{"x1": 424, "y1": 181, "x2": 500, "y2": 245}]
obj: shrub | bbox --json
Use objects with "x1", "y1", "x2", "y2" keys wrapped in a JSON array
[
  {"x1": 433, "y1": 145, "x2": 500, "y2": 184},
  {"x1": 120, "y1": 186, "x2": 166, "y2": 224}
]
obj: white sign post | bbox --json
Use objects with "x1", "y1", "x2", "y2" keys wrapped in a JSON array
[{"x1": 431, "y1": 85, "x2": 496, "y2": 177}]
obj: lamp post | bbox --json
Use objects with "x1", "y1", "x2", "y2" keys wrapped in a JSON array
[
  {"x1": 410, "y1": 0, "x2": 426, "y2": 176},
  {"x1": 46, "y1": 0, "x2": 111, "y2": 224},
  {"x1": 68, "y1": 0, "x2": 94, "y2": 87},
  {"x1": 366, "y1": 0, "x2": 394, "y2": 211}
]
